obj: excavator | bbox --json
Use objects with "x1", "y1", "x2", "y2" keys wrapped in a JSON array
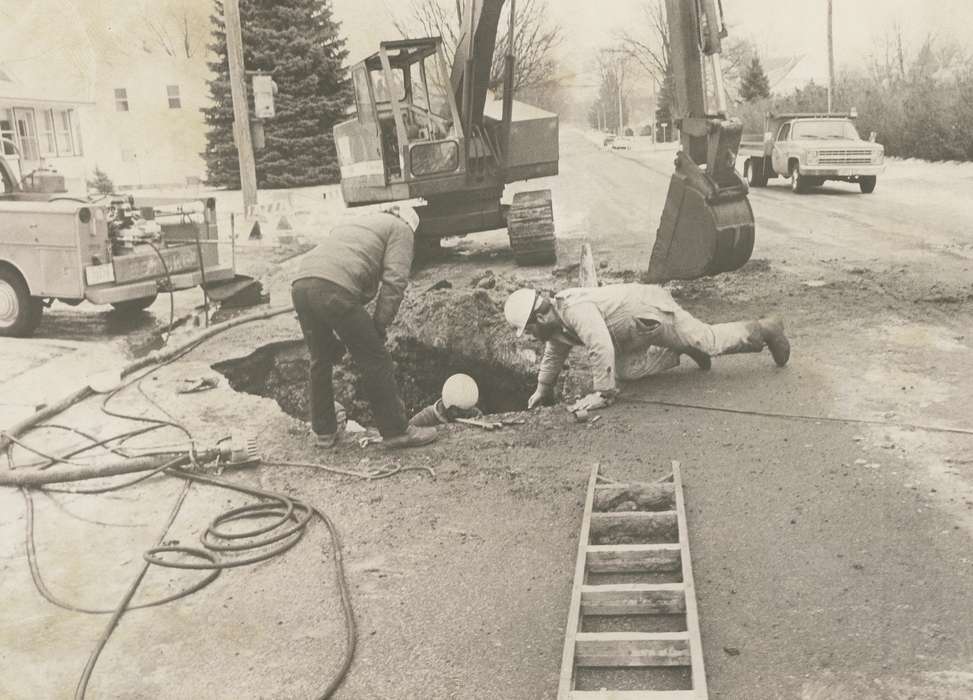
[
  {"x1": 334, "y1": 0, "x2": 752, "y2": 279},
  {"x1": 333, "y1": 0, "x2": 558, "y2": 265},
  {"x1": 646, "y1": 0, "x2": 755, "y2": 282}
]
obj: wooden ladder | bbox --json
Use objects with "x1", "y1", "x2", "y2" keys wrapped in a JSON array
[{"x1": 557, "y1": 462, "x2": 708, "y2": 700}]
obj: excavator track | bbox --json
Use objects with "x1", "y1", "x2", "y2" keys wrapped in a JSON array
[{"x1": 506, "y1": 190, "x2": 557, "y2": 266}]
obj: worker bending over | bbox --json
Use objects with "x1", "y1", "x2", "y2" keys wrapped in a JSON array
[
  {"x1": 504, "y1": 283, "x2": 790, "y2": 410},
  {"x1": 291, "y1": 205, "x2": 437, "y2": 449}
]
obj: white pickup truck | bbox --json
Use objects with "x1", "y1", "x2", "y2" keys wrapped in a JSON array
[
  {"x1": 738, "y1": 113, "x2": 885, "y2": 194},
  {"x1": 0, "y1": 153, "x2": 236, "y2": 337}
]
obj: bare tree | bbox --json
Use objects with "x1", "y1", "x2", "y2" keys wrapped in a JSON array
[
  {"x1": 619, "y1": 1, "x2": 755, "y2": 103},
  {"x1": 617, "y1": 0, "x2": 670, "y2": 81},
  {"x1": 590, "y1": 47, "x2": 633, "y2": 133},
  {"x1": 394, "y1": 0, "x2": 562, "y2": 92},
  {"x1": 138, "y1": 0, "x2": 209, "y2": 58}
]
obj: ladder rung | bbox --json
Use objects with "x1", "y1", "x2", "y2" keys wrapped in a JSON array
[
  {"x1": 570, "y1": 691, "x2": 699, "y2": 699},
  {"x1": 589, "y1": 511, "x2": 678, "y2": 543},
  {"x1": 581, "y1": 583, "x2": 686, "y2": 615},
  {"x1": 593, "y1": 482, "x2": 675, "y2": 511},
  {"x1": 586, "y1": 543, "x2": 682, "y2": 573},
  {"x1": 574, "y1": 631, "x2": 690, "y2": 668}
]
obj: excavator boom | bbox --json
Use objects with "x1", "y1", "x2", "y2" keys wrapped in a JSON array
[
  {"x1": 450, "y1": 0, "x2": 506, "y2": 132},
  {"x1": 646, "y1": 0, "x2": 755, "y2": 283}
]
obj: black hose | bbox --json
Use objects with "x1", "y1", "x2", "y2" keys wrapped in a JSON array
[
  {"x1": 145, "y1": 241, "x2": 175, "y2": 346},
  {"x1": 73, "y1": 478, "x2": 195, "y2": 700}
]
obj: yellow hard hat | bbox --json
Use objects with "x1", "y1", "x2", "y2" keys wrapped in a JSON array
[
  {"x1": 442, "y1": 373, "x2": 479, "y2": 410},
  {"x1": 504, "y1": 288, "x2": 538, "y2": 337}
]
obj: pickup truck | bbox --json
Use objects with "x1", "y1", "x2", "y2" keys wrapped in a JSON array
[
  {"x1": 738, "y1": 113, "x2": 885, "y2": 194},
  {"x1": 0, "y1": 153, "x2": 236, "y2": 337}
]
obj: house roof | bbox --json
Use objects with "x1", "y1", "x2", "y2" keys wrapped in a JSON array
[{"x1": 0, "y1": 64, "x2": 93, "y2": 106}]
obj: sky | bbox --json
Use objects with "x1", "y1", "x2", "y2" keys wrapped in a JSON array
[{"x1": 331, "y1": 0, "x2": 973, "y2": 85}]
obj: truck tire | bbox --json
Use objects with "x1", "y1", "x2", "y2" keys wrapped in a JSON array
[
  {"x1": 111, "y1": 293, "x2": 158, "y2": 315},
  {"x1": 507, "y1": 190, "x2": 557, "y2": 266},
  {"x1": 0, "y1": 266, "x2": 43, "y2": 338},
  {"x1": 859, "y1": 176, "x2": 877, "y2": 194},
  {"x1": 790, "y1": 166, "x2": 809, "y2": 194}
]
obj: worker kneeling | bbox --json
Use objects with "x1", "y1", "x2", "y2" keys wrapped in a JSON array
[
  {"x1": 291, "y1": 205, "x2": 437, "y2": 449},
  {"x1": 504, "y1": 284, "x2": 790, "y2": 411},
  {"x1": 410, "y1": 373, "x2": 483, "y2": 427}
]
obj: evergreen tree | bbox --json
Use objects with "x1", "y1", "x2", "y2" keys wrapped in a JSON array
[
  {"x1": 739, "y1": 56, "x2": 771, "y2": 102},
  {"x1": 654, "y1": 69, "x2": 675, "y2": 141},
  {"x1": 203, "y1": 0, "x2": 351, "y2": 189}
]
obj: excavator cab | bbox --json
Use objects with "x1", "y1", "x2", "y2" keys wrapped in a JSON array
[
  {"x1": 645, "y1": 0, "x2": 755, "y2": 282},
  {"x1": 334, "y1": 1, "x2": 559, "y2": 266},
  {"x1": 335, "y1": 39, "x2": 468, "y2": 202}
]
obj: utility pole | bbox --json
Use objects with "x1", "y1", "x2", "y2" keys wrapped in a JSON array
[
  {"x1": 616, "y1": 70, "x2": 624, "y2": 135},
  {"x1": 826, "y1": 0, "x2": 835, "y2": 113},
  {"x1": 224, "y1": 0, "x2": 258, "y2": 216},
  {"x1": 601, "y1": 49, "x2": 627, "y2": 136}
]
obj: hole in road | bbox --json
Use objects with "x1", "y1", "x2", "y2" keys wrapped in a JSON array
[{"x1": 212, "y1": 338, "x2": 534, "y2": 427}]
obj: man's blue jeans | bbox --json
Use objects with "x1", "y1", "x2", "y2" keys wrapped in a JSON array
[{"x1": 291, "y1": 278, "x2": 408, "y2": 438}]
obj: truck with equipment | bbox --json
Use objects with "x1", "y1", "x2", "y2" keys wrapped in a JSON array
[{"x1": 1, "y1": 152, "x2": 243, "y2": 337}]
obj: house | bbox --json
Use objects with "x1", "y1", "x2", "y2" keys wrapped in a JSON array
[
  {"x1": 0, "y1": 65, "x2": 89, "y2": 189},
  {"x1": 1, "y1": 0, "x2": 214, "y2": 190},
  {"x1": 84, "y1": 56, "x2": 211, "y2": 189}
]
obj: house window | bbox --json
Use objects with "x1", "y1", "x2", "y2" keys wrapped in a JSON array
[
  {"x1": 41, "y1": 110, "x2": 57, "y2": 156},
  {"x1": 115, "y1": 88, "x2": 129, "y2": 112},
  {"x1": 0, "y1": 108, "x2": 16, "y2": 156},
  {"x1": 13, "y1": 108, "x2": 39, "y2": 161},
  {"x1": 167, "y1": 85, "x2": 181, "y2": 109},
  {"x1": 56, "y1": 110, "x2": 75, "y2": 155},
  {"x1": 71, "y1": 110, "x2": 83, "y2": 156}
]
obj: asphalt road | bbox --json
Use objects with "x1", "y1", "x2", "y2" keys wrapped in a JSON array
[{"x1": 2, "y1": 128, "x2": 972, "y2": 699}]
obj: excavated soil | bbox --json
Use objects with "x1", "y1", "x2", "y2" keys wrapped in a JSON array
[{"x1": 212, "y1": 281, "x2": 581, "y2": 426}]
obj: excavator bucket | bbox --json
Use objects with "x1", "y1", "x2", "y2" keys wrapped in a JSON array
[
  {"x1": 646, "y1": 118, "x2": 755, "y2": 283},
  {"x1": 646, "y1": 165, "x2": 755, "y2": 283},
  {"x1": 648, "y1": 0, "x2": 755, "y2": 284}
]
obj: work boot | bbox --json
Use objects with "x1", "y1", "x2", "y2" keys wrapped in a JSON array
[
  {"x1": 313, "y1": 402, "x2": 347, "y2": 448},
  {"x1": 315, "y1": 431, "x2": 339, "y2": 448},
  {"x1": 382, "y1": 425, "x2": 438, "y2": 450},
  {"x1": 758, "y1": 317, "x2": 790, "y2": 367},
  {"x1": 681, "y1": 347, "x2": 711, "y2": 370}
]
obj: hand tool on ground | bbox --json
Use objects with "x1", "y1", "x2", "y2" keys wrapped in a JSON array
[
  {"x1": 358, "y1": 436, "x2": 383, "y2": 448},
  {"x1": 454, "y1": 417, "x2": 503, "y2": 431},
  {"x1": 557, "y1": 461, "x2": 708, "y2": 699}
]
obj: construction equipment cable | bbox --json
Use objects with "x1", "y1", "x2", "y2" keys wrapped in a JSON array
[
  {"x1": 20, "y1": 433, "x2": 360, "y2": 699},
  {"x1": 6, "y1": 305, "x2": 363, "y2": 698},
  {"x1": 625, "y1": 397, "x2": 973, "y2": 437},
  {"x1": 144, "y1": 240, "x2": 175, "y2": 346}
]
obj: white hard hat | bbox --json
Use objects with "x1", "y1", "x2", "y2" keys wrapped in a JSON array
[
  {"x1": 504, "y1": 288, "x2": 538, "y2": 337},
  {"x1": 388, "y1": 204, "x2": 421, "y2": 233},
  {"x1": 442, "y1": 373, "x2": 479, "y2": 410}
]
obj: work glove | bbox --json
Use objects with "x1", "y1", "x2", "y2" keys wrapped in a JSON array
[
  {"x1": 570, "y1": 390, "x2": 617, "y2": 413},
  {"x1": 527, "y1": 383, "x2": 555, "y2": 409}
]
